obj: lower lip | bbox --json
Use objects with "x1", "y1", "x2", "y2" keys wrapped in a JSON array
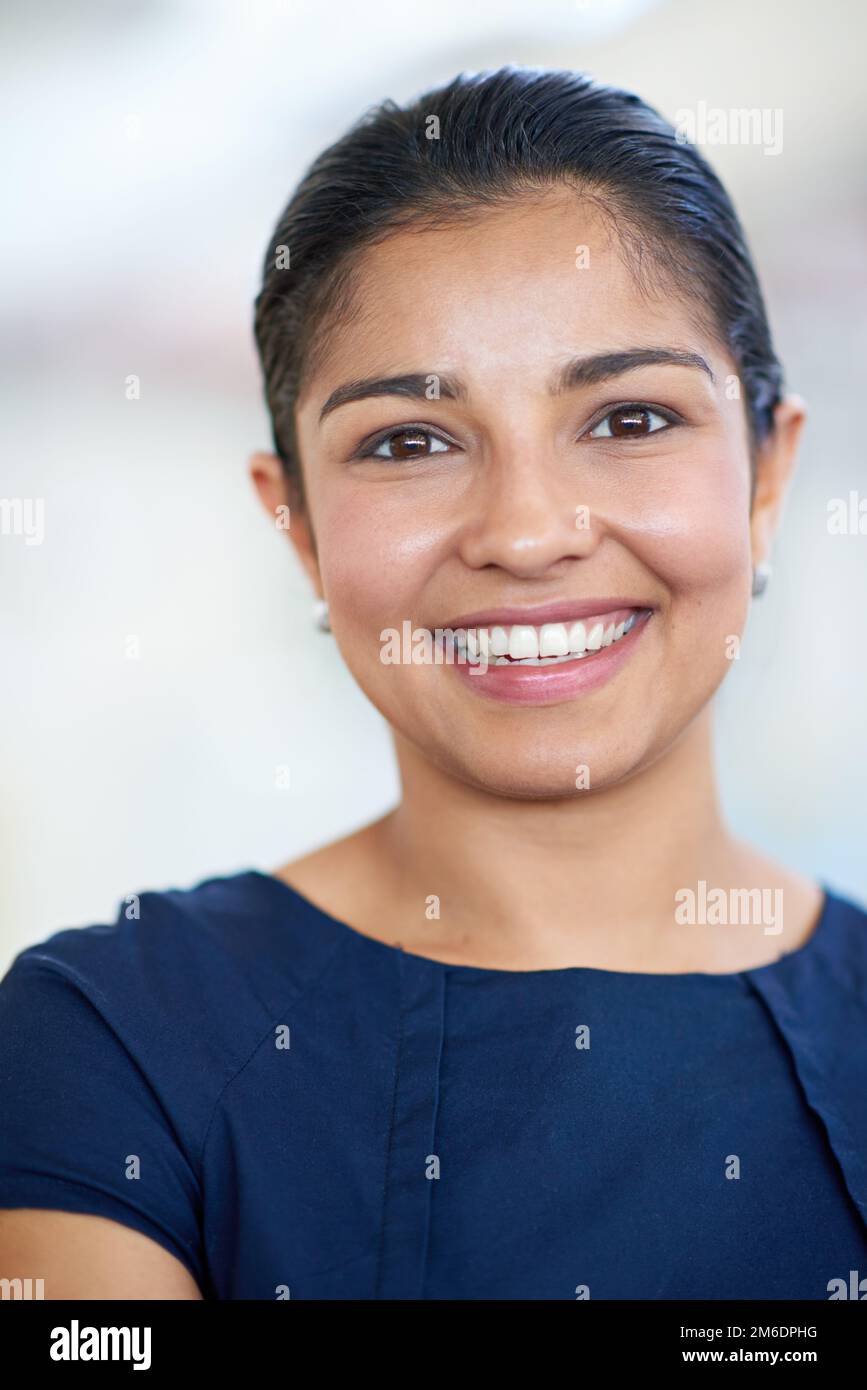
[{"x1": 449, "y1": 611, "x2": 653, "y2": 706}]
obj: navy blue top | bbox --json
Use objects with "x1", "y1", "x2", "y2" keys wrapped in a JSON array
[{"x1": 2, "y1": 870, "x2": 867, "y2": 1301}]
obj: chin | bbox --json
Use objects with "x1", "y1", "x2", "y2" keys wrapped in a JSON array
[{"x1": 434, "y1": 737, "x2": 652, "y2": 800}]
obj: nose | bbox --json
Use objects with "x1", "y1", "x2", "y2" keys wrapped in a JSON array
[{"x1": 456, "y1": 440, "x2": 603, "y2": 579}]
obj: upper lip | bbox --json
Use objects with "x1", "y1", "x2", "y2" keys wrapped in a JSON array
[{"x1": 441, "y1": 599, "x2": 653, "y2": 630}]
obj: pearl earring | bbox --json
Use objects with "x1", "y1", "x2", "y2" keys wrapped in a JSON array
[
  {"x1": 751, "y1": 562, "x2": 772, "y2": 598},
  {"x1": 313, "y1": 598, "x2": 331, "y2": 632}
]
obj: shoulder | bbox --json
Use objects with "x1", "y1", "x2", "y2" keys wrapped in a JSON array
[
  {"x1": 814, "y1": 883, "x2": 867, "y2": 983},
  {"x1": 0, "y1": 869, "x2": 328, "y2": 1293},
  {"x1": 728, "y1": 843, "x2": 863, "y2": 969},
  {"x1": 0, "y1": 869, "x2": 344, "y2": 1092},
  {"x1": 744, "y1": 884, "x2": 867, "y2": 1227},
  {"x1": 746, "y1": 880, "x2": 867, "y2": 1004}
]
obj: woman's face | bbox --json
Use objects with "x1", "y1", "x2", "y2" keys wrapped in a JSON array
[{"x1": 278, "y1": 190, "x2": 797, "y2": 798}]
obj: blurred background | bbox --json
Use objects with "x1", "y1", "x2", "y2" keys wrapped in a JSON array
[{"x1": 2, "y1": 0, "x2": 865, "y2": 966}]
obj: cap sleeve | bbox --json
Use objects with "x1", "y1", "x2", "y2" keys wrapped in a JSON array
[{"x1": 0, "y1": 954, "x2": 206, "y2": 1291}]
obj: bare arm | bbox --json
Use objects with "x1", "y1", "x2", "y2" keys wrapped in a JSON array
[{"x1": 0, "y1": 1209, "x2": 204, "y2": 1299}]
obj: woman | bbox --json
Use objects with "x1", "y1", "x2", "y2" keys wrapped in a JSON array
[{"x1": 2, "y1": 66, "x2": 866, "y2": 1301}]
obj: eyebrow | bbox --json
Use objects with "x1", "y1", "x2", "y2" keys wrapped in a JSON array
[
  {"x1": 554, "y1": 348, "x2": 715, "y2": 392},
  {"x1": 317, "y1": 347, "x2": 715, "y2": 422}
]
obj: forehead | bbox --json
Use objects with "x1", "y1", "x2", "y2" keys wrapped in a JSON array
[{"x1": 299, "y1": 189, "x2": 719, "y2": 411}]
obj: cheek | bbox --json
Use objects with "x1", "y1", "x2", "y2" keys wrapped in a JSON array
[
  {"x1": 624, "y1": 453, "x2": 753, "y2": 598},
  {"x1": 313, "y1": 489, "x2": 444, "y2": 626},
  {"x1": 624, "y1": 455, "x2": 754, "y2": 698}
]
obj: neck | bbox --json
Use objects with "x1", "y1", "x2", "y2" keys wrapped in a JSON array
[{"x1": 380, "y1": 706, "x2": 752, "y2": 970}]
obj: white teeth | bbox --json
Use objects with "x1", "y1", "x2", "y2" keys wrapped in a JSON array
[
  {"x1": 539, "y1": 622, "x2": 570, "y2": 657},
  {"x1": 453, "y1": 610, "x2": 646, "y2": 666},
  {"x1": 508, "y1": 625, "x2": 539, "y2": 659}
]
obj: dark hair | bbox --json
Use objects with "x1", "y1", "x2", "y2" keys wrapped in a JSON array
[{"x1": 254, "y1": 65, "x2": 783, "y2": 501}]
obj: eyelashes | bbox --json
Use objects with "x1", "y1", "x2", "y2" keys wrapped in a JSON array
[
  {"x1": 352, "y1": 402, "x2": 684, "y2": 462},
  {"x1": 586, "y1": 403, "x2": 681, "y2": 439},
  {"x1": 355, "y1": 424, "x2": 455, "y2": 462}
]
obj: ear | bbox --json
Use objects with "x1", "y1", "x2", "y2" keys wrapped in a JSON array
[
  {"x1": 750, "y1": 395, "x2": 806, "y2": 567},
  {"x1": 249, "y1": 450, "x2": 323, "y2": 596}
]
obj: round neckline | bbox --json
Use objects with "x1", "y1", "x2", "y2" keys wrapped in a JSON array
[{"x1": 247, "y1": 868, "x2": 833, "y2": 982}]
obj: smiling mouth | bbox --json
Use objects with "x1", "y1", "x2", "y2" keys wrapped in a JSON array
[{"x1": 447, "y1": 607, "x2": 651, "y2": 666}]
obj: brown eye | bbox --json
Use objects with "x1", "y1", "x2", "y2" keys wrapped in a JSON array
[
  {"x1": 610, "y1": 407, "x2": 651, "y2": 435},
  {"x1": 588, "y1": 405, "x2": 671, "y2": 439},
  {"x1": 389, "y1": 429, "x2": 431, "y2": 458},
  {"x1": 368, "y1": 428, "x2": 450, "y2": 460}
]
